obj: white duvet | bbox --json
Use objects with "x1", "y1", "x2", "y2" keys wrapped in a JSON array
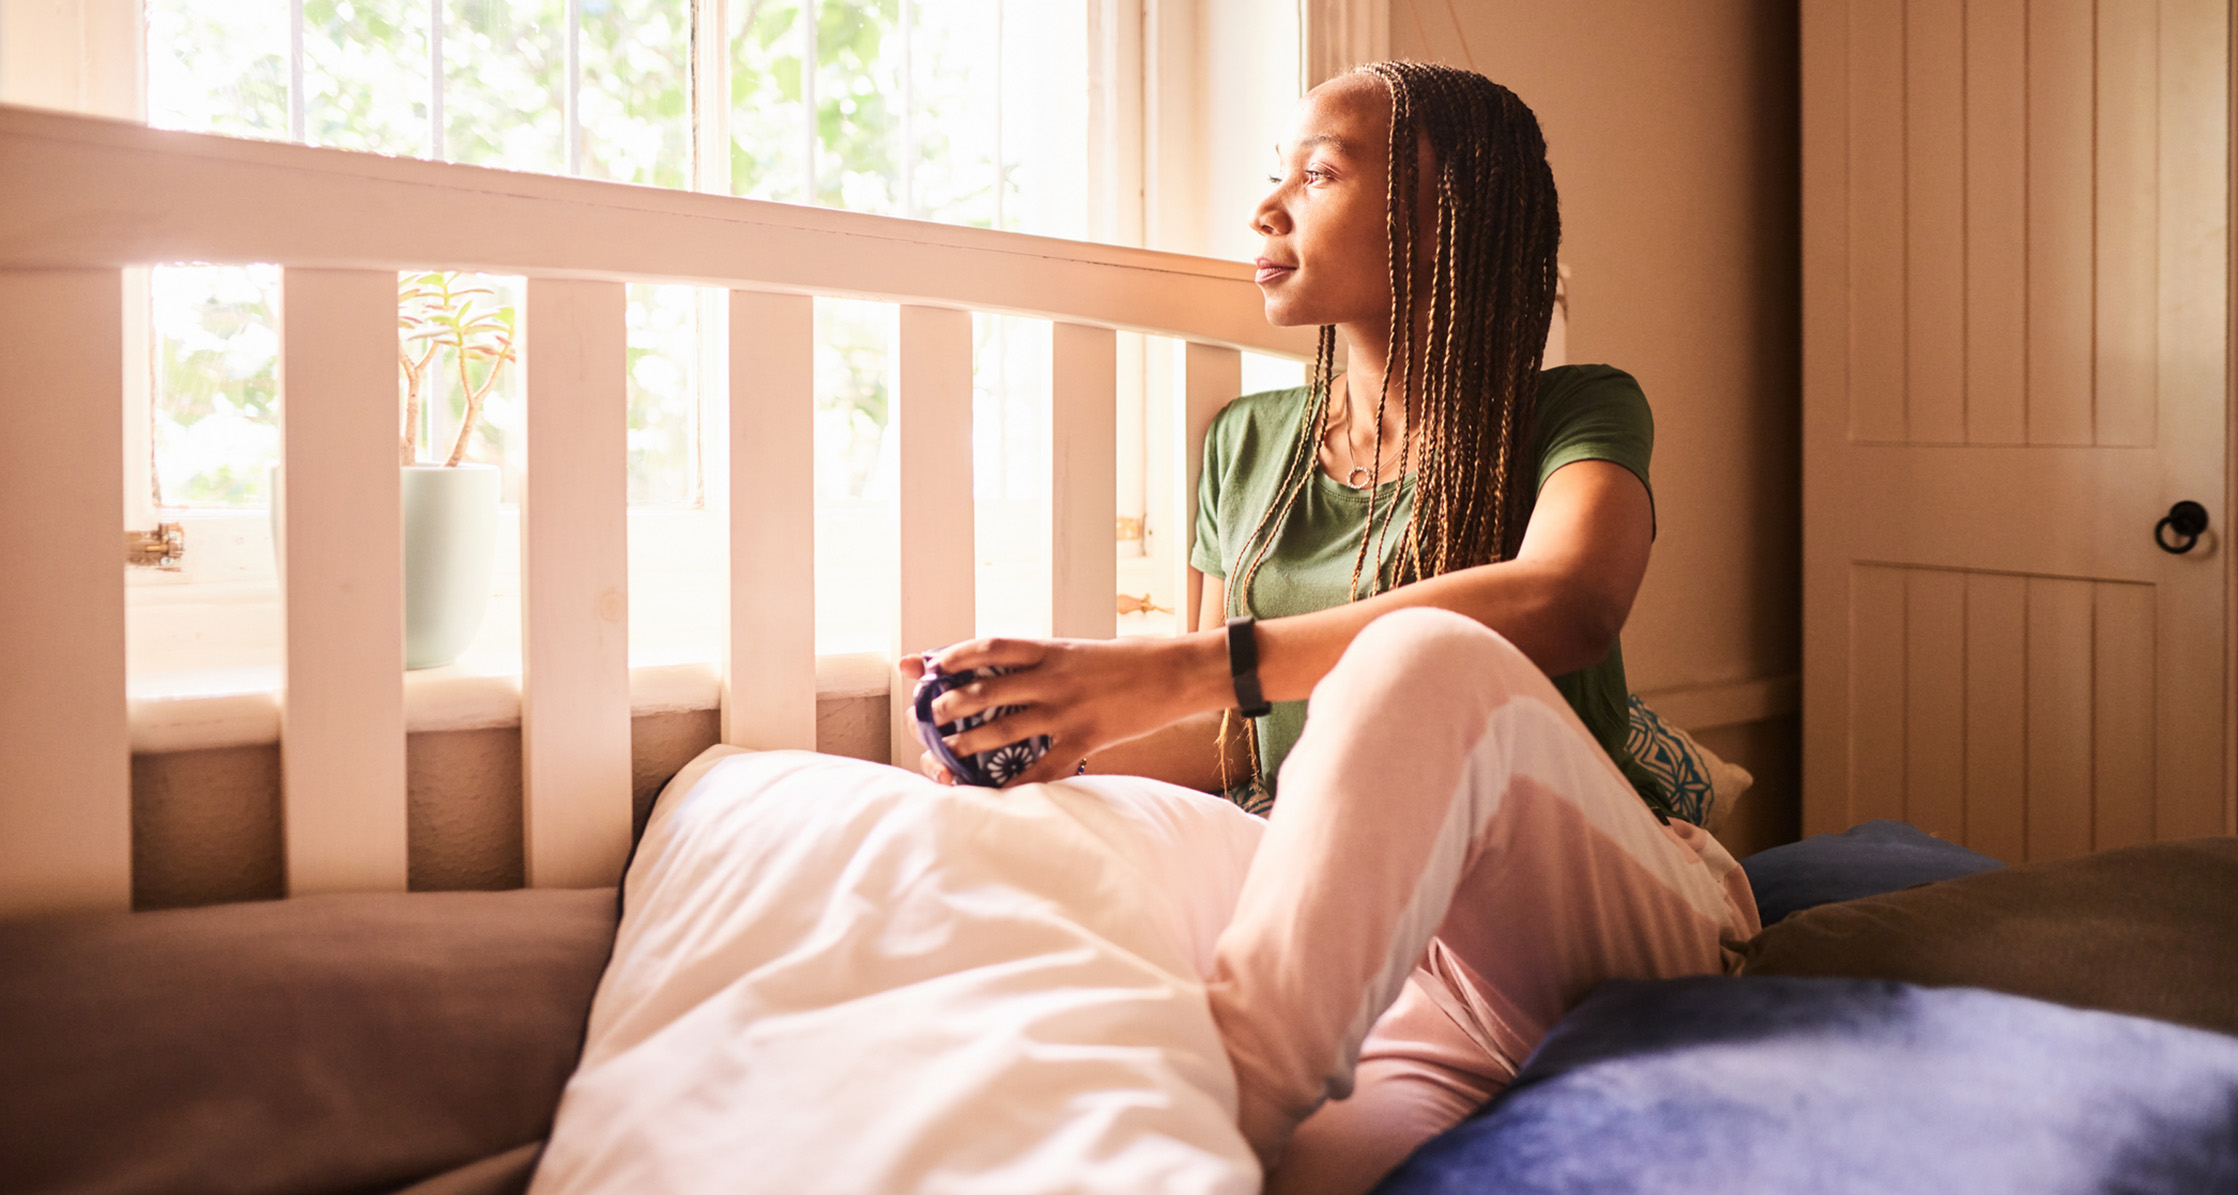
[{"x1": 531, "y1": 747, "x2": 1269, "y2": 1195}]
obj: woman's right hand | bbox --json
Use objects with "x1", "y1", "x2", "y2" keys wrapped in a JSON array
[{"x1": 911, "y1": 633, "x2": 1231, "y2": 788}]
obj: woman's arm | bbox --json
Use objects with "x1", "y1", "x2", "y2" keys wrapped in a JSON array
[
  {"x1": 1255, "y1": 459, "x2": 1652, "y2": 699},
  {"x1": 1074, "y1": 577, "x2": 1253, "y2": 790},
  {"x1": 917, "y1": 459, "x2": 1652, "y2": 786}
]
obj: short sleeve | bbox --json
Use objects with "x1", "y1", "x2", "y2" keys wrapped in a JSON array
[
  {"x1": 1189, "y1": 414, "x2": 1229, "y2": 579},
  {"x1": 1533, "y1": 365, "x2": 1655, "y2": 531}
]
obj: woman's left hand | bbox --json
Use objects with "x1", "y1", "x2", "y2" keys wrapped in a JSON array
[{"x1": 901, "y1": 632, "x2": 1226, "y2": 787}]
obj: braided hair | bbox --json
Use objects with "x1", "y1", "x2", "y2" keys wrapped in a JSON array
[{"x1": 1217, "y1": 62, "x2": 1563, "y2": 801}]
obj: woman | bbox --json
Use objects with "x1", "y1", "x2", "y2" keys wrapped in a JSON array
[{"x1": 901, "y1": 62, "x2": 1756, "y2": 1195}]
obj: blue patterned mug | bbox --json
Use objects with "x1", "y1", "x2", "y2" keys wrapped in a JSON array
[{"x1": 911, "y1": 656, "x2": 1054, "y2": 786}]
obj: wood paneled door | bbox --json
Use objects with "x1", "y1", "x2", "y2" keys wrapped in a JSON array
[{"x1": 1802, "y1": 0, "x2": 2231, "y2": 861}]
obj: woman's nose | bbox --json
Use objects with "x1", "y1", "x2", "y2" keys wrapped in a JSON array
[{"x1": 1249, "y1": 190, "x2": 1288, "y2": 238}]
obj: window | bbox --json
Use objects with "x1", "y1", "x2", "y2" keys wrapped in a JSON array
[
  {"x1": 0, "y1": 0, "x2": 1313, "y2": 704},
  {"x1": 125, "y1": 0, "x2": 1112, "y2": 661}
]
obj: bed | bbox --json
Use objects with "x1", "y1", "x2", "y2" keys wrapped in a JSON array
[{"x1": 5, "y1": 748, "x2": 2234, "y2": 1195}]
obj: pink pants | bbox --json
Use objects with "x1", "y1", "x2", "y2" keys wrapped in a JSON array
[{"x1": 1206, "y1": 608, "x2": 1759, "y2": 1195}]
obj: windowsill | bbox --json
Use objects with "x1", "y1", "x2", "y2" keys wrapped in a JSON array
[
  {"x1": 126, "y1": 507, "x2": 1181, "y2": 753},
  {"x1": 126, "y1": 652, "x2": 900, "y2": 754}
]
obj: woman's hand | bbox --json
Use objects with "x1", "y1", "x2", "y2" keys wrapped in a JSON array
[
  {"x1": 898, "y1": 633, "x2": 1230, "y2": 788},
  {"x1": 894, "y1": 653, "x2": 961, "y2": 786}
]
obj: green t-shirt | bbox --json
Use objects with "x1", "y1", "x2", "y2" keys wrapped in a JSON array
[{"x1": 1189, "y1": 364, "x2": 1670, "y2": 817}]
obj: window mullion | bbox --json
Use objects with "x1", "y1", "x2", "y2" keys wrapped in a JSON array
[
  {"x1": 992, "y1": 0, "x2": 1004, "y2": 230},
  {"x1": 428, "y1": 0, "x2": 443, "y2": 159},
  {"x1": 690, "y1": 0, "x2": 730, "y2": 195},
  {"x1": 801, "y1": 0, "x2": 817, "y2": 201},
  {"x1": 899, "y1": 0, "x2": 914, "y2": 219},
  {"x1": 288, "y1": 0, "x2": 306, "y2": 142},
  {"x1": 564, "y1": 0, "x2": 581, "y2": 176},
  {"x1": 691, "y1": 0, "x2": 732, "y2": 512}
]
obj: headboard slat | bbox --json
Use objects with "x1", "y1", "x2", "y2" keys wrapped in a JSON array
[
  {"x1": 889, "y1": 305, "x2": 978, "y2": 768},
  {"x1": 1051, "y1": 323, "x2": 1118, "y2": 641},
  {"x1": 0, "y1": 269, "x2": 131, "y2": 915},
  {"x1": 277, "y1": 268, "x2": 408, "y2": 895},
  {"x1": 1177, "y1": 344, "x2": 1242, "y2": 632},
  {"x1": 723, "y1": 290, "x2": 818, "y2": 752},
  {"x1": 521, "y1": 278, "x2": 634, "y2": 888}
]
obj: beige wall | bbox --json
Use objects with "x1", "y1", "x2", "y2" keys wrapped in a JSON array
[
  {"x1": 131, "y1": 699, "x2": 892, "y2": 911},
  {"x1": 1392, "y1": 1, "x2": 1803, "y2": 845}
]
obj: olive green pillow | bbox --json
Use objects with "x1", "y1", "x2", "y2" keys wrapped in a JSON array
[{"x1": 1738, "y1": 837, "x2": 2238, "y2": 1039}]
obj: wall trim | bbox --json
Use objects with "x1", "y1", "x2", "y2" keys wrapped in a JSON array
[
  {"x1": 1301, "y1": 0, "x2": 1390, "y2": 87},
  {"x1": 1635, "y1": 674, "x2": 1801, "y2": 733}
]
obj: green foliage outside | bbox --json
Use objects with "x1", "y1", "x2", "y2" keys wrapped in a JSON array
[
  {"x1": 142, "y1": 0, "x2": 1054, "y2": 508},
  {"x1": 152, "y1": 268, "x2": 280, "y2": 506}
]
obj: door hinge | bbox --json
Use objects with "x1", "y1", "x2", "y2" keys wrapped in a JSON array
[
  {"x1": 126, "y1": 522, "x2": 185, "y2": 570},
  {"x1": 1116, "y1": 515, "x2": 1143, "y2": 542}
]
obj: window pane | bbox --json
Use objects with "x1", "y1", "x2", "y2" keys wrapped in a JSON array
[
  {"x1": 908, "y1": 0, "x2": 997, "y2": 226},
  {"x1": 728, "y1": 0, "x2": 809, "y2": 202},
  {"x1": 625, "y1": 283, "x2": 699, "y2": 507},
  {"x1": 973, "y1": 314, "x2": 1050, "y2": 638},
  {"x1": 147, "y1": 0, "x2": 290, "y2": 140},
  {"x1": 303, "y1": 0, "x2": 432, "y2": 155},
  {"x1": 579, "y1": 0, "x2": 692, "y2": 188},
  {"x1": 813, "y1": 0, "x2": 901, "y2": 214},
  {"x1": 813, "y1": 297, "x2": 896, "y2": 654},
  {"x1": 996, "y1": 0, "x2": 1085, "y2": 237},
  {"x1": 1242, "y1": 351, "x2": 1307, "y2": 396},
  {"x1": 443, "y1": 0, "x2": 566, "y2": 174},
  {"x1": 152, "y1": 265, "x2": 282, "y2": 508}
]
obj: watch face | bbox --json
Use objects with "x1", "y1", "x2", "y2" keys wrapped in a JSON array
[{"x1": 911, "y1": 657, "x2": 1052, "y2": 787}]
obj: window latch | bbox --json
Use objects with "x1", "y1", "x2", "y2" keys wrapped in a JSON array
[{"x1": 126, "y1": 523, "x2": 185, "y2": 570}]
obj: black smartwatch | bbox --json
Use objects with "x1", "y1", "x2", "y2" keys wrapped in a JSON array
[{"x1": 1225, "y1": 616, "x2": 1273, "y2": 718}]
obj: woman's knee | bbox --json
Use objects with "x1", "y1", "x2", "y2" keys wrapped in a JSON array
[
  {"x1": 1292, "y1": 610, "x2": 1547, "y2": 768},
  {"x1": 1323, "y1": 608, "x2": 1539, "y2": 702}
]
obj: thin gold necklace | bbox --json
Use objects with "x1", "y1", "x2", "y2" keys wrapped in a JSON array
[
  {"x1": 1323, "y1": 378, "x2": 1397, "y2": 489},
  {"x1": 1320, "y1": 380, "x2": 1368, "y2": 487}
]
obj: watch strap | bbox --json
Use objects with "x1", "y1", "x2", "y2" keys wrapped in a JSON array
[{"x1": 1225, "y1": 616, "x2": 1273, "y2": 718}]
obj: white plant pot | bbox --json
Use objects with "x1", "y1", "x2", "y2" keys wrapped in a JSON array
[
  {"x1": 270, "y1": 463, "x2": 500, "y2": 670},
  {"x1": 401, "y1": 464, "x2": 500, "y2": 669}
]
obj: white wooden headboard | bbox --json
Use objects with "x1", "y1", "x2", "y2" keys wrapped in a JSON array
[{"x1": 0, "y1": 104, "x2": 1318, "y2": 917}]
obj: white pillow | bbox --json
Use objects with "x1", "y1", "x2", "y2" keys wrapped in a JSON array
[{"x1": 531, "y1": 747, "x2": 1267, "y2": 1195}]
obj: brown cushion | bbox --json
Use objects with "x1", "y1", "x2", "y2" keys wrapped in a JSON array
[
  {"x1": 0, "y1": 888, "x2": 617, "y2": 1195},
  {"x1": 1739, "y1": 837, "x2": 2238, "y2": 1038},
  {"x1": 387, "y1": 1142, "x2": 544, "y2": 1195}
]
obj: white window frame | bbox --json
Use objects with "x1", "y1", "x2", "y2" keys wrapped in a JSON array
[
  {"x1": 57, "y1": 0, "x2": 1179, "y2": 571},
  {"x1": 1, "y1": 0, "x2": 1323, "y2": 702}
]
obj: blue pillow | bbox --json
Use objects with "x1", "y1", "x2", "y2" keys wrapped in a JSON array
[
  {"x1": 1741, "y1": 819, "x2": 2002, "y2": 924},
  {"x1": 1375, "y1": 976, "x2": 2238, "y2": 1195}
]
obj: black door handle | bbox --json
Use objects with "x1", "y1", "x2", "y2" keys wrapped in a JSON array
[{"x1": 2156, "y1": 501, "x2": 2209, "y2": 555}]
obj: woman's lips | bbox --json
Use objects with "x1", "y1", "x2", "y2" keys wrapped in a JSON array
[{"x1": 1254, "y1": 259, "x2": 1296, "y2": 284}]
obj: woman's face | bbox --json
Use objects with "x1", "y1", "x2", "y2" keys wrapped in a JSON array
[{"x1": 1249, "y1": 76, "x2": 1395, "y2": 329}]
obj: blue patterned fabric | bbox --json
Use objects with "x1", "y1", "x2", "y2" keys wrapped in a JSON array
[
  {"x1": 1376, "y1": 976, "x2": 2238, "y2": 1195},
  {"x1": 1623, "y1": 695, "x2": 1712, "y2": 826},
  {"x1": 910, "y1": 661, "x2": 1052, "y2": 787}
]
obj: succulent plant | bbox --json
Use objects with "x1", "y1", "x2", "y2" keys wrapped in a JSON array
[{"x1": 398, "y1": 272, "x2": 517, "y2": 467}]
